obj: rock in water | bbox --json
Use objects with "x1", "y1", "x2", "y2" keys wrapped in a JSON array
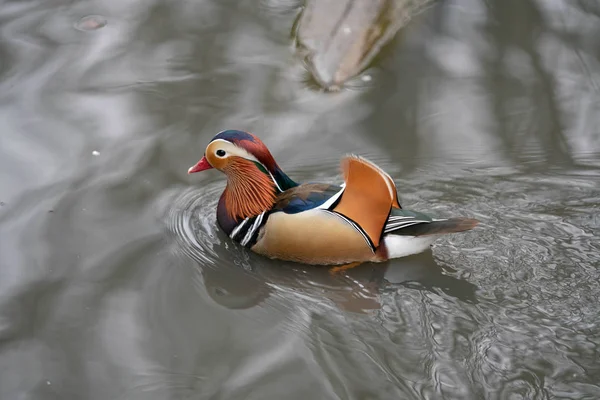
[{"x1": 295, "y1": 0, "x2": 433, "y2": 89}]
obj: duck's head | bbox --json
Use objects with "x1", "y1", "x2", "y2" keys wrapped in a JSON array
[
  {"x1": 188, "y1": 130, "x2": 297, "y2": 219},
  {"x1": 188, "y1": 130, "x2": 279, "y2": 176},
  {"x1": 188, "y1": 130, "x2": 297, "y2": 220}
]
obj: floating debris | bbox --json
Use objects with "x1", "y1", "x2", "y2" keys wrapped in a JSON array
[
  {"x1": 92, "y1": 150, "x2": 100, "y2": 156},
  {"x1": 75, "y1": 15, "x2": 107, "y2": 32},
  {"x1": 295, "y1": 0, "x2": 434, "y2": 89}
]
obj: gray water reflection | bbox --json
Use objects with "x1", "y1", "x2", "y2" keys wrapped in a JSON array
[{"x1": 0, "y1": 0, "x2": 599, "y2": 399}]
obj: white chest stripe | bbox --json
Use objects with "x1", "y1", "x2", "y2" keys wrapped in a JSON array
[
  {"x1": 240, "y1": 212, "x2": 265, "y2": 247},
  {"x1": 230, "y1": 218, "x2": 250, "y2": 239}
]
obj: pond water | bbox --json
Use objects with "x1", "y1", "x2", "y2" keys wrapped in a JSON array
[{"x1": 0, "y1": 0, "x2": 599, "y2": 399}]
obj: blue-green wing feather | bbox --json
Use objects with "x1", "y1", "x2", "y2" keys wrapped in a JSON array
[{"x1": 273, "y1": 183, "x2": 343, "y2": 214}]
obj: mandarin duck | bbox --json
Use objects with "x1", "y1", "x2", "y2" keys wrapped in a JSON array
[{"x1": 188, "y1": 130, "x2": 478, "y2": 266}]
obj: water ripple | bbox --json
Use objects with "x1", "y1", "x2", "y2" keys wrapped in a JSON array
[{"x1": 157, "y1": 182, "x2": 396, "y2": 315}]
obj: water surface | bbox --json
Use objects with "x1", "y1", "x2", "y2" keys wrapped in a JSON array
[{"x1": 0, "y1": 1, "x2": 599, "y2": 399}]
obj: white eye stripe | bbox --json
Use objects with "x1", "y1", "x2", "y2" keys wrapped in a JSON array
[
  {"x1": 207, "y1": 137, "x2": 284, "y2": 191},
  {"x1": 209, "y1": 139, "x2": 260, "y2": 162}
]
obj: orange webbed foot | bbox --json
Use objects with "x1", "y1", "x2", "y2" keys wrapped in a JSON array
[{"x1": 329, "y1": 261, "x2": 363, "y2": 275}]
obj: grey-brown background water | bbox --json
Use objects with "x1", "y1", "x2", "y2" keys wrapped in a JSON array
[{"x1": 0, "y1": 1, "x2": 599, "y2": 399}]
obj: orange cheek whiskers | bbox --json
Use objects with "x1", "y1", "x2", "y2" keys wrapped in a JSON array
[{"x1": 223, "y1": 159, "x2": 276, "y2": 220}]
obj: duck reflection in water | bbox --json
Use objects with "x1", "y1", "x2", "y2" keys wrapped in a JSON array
[{"x1": 198, "y1": 246, "x2": 478, "y2": 314}]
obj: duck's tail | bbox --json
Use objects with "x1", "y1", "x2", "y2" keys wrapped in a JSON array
[{"x1": 390, "y1": 218, "x2": 479, "y2": 237}]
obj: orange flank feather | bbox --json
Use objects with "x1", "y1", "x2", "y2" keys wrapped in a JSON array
[
  {"x1": 333, "y1": 156, "x2": 395, "y2": 248},
  {"x1": 223, "y1": 158, "x2": 276, "y2": 220}
]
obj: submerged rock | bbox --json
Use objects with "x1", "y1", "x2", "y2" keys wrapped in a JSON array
[{"x1": 295, "y1": 0, "x2": 433, "y2": 89}]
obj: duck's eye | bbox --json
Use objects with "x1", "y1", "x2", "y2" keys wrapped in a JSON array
[{"x1": 216, "y1": 149, "x2": 226, "y2": 157}]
